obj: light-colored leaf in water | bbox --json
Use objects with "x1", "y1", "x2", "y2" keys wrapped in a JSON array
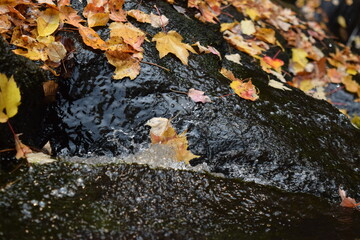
[{"x1": 27, "y1": 152, "x2": 56, "y2": 164}]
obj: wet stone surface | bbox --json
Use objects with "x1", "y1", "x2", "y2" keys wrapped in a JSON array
[
  {"x1": 1, "y1": 0, "x2": 360, "y2": 239},
  {"x1": 0, "y1": 161, "x2": 360, "y2": 240},
  {"x1": 0, "y1": 38, "x2": 47, "y2": 152},
  {"x1": 45, "y1": 0, "x2": 360, "y2": 202}
]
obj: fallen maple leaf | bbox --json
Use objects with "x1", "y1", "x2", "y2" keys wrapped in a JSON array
[
  {"x1": 192, "y1": 41, "x2": 221, "y2": 59},
  {"x1": 109, "y1": 22, "x2": 145, "y2": 52},
  {"x1": 220, "y1": 68, "x2": 259, "y2": 101},
  {"x1": 342, "y1": 75, "x2": 360, "y2": 95},
  {"x1": 152, "y1": 30, "x2": 196, "y2": 65},
  {"x1": 109, "y1": 0, "x2": 127, "y2": 22},
  {"x1": 261, "y1": 55, "x2": 284, "y2": 73},
  {"x1": 83, "y1": 3, "x2": 109, "y2": 27},
  {"x1": 290, "y1": 48, "x2": 308, "y2": 74},
  {"x1": 145, "y1": 117, "x2": 199, "y2": 164},
  {"x1": 46, "y1": 41, "x2": 67, "y2": 63},
  {"x1": 43, "y1": 80, "x2": 58, "y2": 103},
  {"x1": 15, "y1": 135, "x2": 32, "y2": 159},
  {"x1": 189, "y1": 0, "x2": 221, "y2": 24},
  {"x1": 59, "y1": 5, "x2": 84, "y2": 27},
  {"x1": 254, "y1": 28, "x2": 276, "y2": 44},
  {"x1": 230, "y1": 80, "x2": 259, "y2": 101},
  {"x1": 105, "y1": 50, "x2": 141, "y2": 80},
  {"x1": 339, "y1": 187, "x2": 360, "y2": 208},
  {"x1": 240, "y1": 19, "x2": 256, "y2": 35},
  {"x1": 223, "y1": 30, "x2": 263, "y2": 58},
  {"x1": 244, "y1": 7, "x2": 260, "y2": 21},
  {"x1": 78, "y1": 25, "x2": 108, "y2": 51},
  {"x1": 188, "y1": 88, "x2": 211, "y2": 103},
  {"x1": 127, "y1": 9, "x2": 151, "y2": 23},
  {"x1": 37, "y1": 8, "x2": 60, "y2": 37},
  {"x1": 0, "y1": 74, "x2": 21, "y2": 123},
  {"x1": 150, "y1": 12, "x2": 169, "y2": 28}
]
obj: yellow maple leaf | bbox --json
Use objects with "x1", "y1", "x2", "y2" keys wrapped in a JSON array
[
  {"x1": 343, "y1": 75, "x2": 360, "y2": 96},
  {"x1": 146, "y1": 117, "x2": 199, "y2": 164},
  {"x1": 291, "y1": 48, "x2": 308, "y2": 73},
  {"x1": 245, "y1": 7, "x2": 260, "y2": 21},
  {"x1": 105, "y1": 50, "x2": 141, "y2": 80},
  {"x1": 0, "y1": 74, "x2": 21, "y2": 123},
  {"x1": 109, "y1": 22, "x2": 145, "y2": 51},
  {"x1": 152, "y1": 30, "x2": 196, "y2": 65},
  {"x1": 220, "y1": 21, "x2": 238, "y2": 32},
  {"x1": 254, "y1": 28, "x2": 276, "y2": 44},
  {"x1": 37, "y1": 8, "x2": 60, "y2": 37},
  {"x1": 12, "y1": 44, "x2": 48, "y2": 61},
  {"x1": 127, "y1": 9, "x2": 151, "y2": 23},
  {"x1": 88, "y1": 12, "x2": 110, "y2": 27}
]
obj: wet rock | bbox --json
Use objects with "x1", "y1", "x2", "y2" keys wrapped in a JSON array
[
  {"x1": 46, "y1": 0, "x2": 360, "y2": 202},
  {"x1": 0, "y1": 38, "x2": 47, "y2": 168},
  {"x1": 0, "y1": 162, "x2": 359, "y2": 240}
]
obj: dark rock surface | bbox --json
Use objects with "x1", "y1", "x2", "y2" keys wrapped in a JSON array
[
  {"x1": 1, "y1": 161, "x2": 360, "y2": 240},
  {"x1": 0, "y1": 38, "x2": 47, "y2": 167},
  {"x1": 46, "y1": 0, "x2": 360, "y2": 201}
]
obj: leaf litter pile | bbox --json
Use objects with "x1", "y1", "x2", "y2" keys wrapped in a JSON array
[{"x1": 1, "y1": 0, "x2": 360, "y2": 208}]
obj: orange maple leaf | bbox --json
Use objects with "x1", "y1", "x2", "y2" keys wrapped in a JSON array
[
  {"x1": 146, "y1": 117, "x2": 199, "y2": 164},
  {"x1": 220, "y1": 68, "x2": 259, "y2": 101},
  {"x1": 78, "y1": 25, "x2": 108, "y2": 50},
  {"x1": 339, "y1": 188, "x2": 360, "y2": 208}
]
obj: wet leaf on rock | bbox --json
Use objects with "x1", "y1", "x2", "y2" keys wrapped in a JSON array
[
  {"x1": 187, "y1": 88, "x2": 211, "y2": 103},
  {"x1": 152, "y1": 30, "x2": 196, "y2": 65},
  {"x1": 0, "y1": 74, "x2": 21, "y2": 123},
  {"x1": 146, "y1": 117, "x2": 200, "y2": 164},
  {"x1": 220, "y1": 68, "x2": 259, "y2": 101}
]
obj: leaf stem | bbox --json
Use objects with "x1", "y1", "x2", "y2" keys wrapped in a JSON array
[
  {"x1": 272, "y1": 49, "x2": 281, "y2": 59},
  {"x1": 141, "y1": 61, "x2": 170, "y2": 71},
  {"x1": 170, "y1": 89, "x2": 187, "y2": 95},
  {"x1": 154, "y1": 5, "x2": 167, "y2": 33},
  {"x1": 218, "y1": 93, "x2": 236, "y2": 98}
]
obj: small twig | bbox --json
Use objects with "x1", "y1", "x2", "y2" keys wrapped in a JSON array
[
  {"x1": 281, "y1": 69, "x2": 291, "y2": 77},
  {"x1": 0, "y1": 148, "x2": 15, "y2": 153},
  {"x1": 272, "y1": 49, "x2": 281, "y2": 59},
  {"x1": 221, "y1": 11, "x2": 234, "y2": 18},
  {"x1": 220, "y1": 5, "x2": 232, "y2": 10},
  {"x1": 141, "y1": 61, "x2": 170, "y2": 71},
  {"x1": 218, "y1": 93, "x2": 236, "y2": 98},
  {"x1": 0, "y1": 178, "x2": 21, "y2": 191},
  {"x1": 137, "y1": 0, "x2": 143, "y2": 9},
  {"x1": 170, "y1": 89, "x2": 187, "y2": 94}
]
